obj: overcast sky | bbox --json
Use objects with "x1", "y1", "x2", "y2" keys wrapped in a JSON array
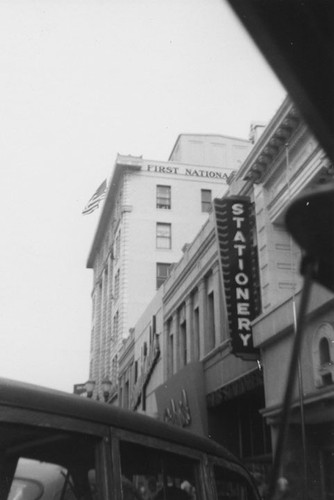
[{"x1": 0, "y1": 0, "x2": 285, "y2": 392}]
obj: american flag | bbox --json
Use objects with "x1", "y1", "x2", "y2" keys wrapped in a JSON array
[{"x1": 82, "y1": 180, "x2": 107, "y2": 215}]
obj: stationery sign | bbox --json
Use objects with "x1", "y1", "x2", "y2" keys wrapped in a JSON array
[{"x1": 213, "y1": 196, "x2": 259, "y2": 360}]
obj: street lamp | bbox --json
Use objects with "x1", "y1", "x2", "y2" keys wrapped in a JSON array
[
  {"x1": 102, "y1": 379, "x2": 113, "y2": 402},
  {"x1": 85, "y1": 380, "x2": 96, "y2": 398}
]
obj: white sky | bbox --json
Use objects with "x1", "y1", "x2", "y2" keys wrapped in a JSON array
[{"x1": 0, "y1": 0, "x2": 285, "y2": 392}]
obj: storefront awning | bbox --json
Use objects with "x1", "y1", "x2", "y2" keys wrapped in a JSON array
[{"x1": 207, "y1": 368, "x2": 263, "y2": 408}]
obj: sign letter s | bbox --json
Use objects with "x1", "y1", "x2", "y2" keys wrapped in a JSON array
[{"x1": 232, "y1": 203, "x2": 244, "y2": 216}]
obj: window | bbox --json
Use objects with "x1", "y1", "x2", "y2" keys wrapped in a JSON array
[
  {"x1": 115, "y1": 231, "x2": 121, "y2": 260},
  {"x1": 124, "y1": 380, "x2": 129, "y2": 409},
  {"x1": 112, "y1": 355, "x2": 118, "y2": 384},
  {"x1": 167, "y1": 318, "x2": 174, "y2": 377},
  {"x1": 319, "y1": 337, "x2": 333, "y2": 385},
  {"x1": 193, "y1": 307, "x2": 200, "y2": 361},
  {"x1": 113, "y1": 311, "x2": 119, "y2": 340},
  {"x1": 180, "y1": 321, "x2": 187, "y2": 367},
  {"x1": 213, "y1": 463, "x2": 256, "y2": 500},
  {"x1": 156, "y1": 263, "x2": 172, "y2": 288},
  {"x1": 114, "y1": 269, "x2": 120, "y2": 298},
  {"x1": 201, "y1": 189, "x2": 212, "y2": 212},
  {"x1": 312, "y1": 323, "x2": 334, "y2": 387},
  {"x1": 156, "y1": 223, "x2": 171, "y2": 249},
  {"x1": 119, "y1": 440, "x2": 200, "y2": 500},
  {"x1": 157, "y1": 185, "x2": 171, "y2": 209},
  {"x1": 134, "y1": 360, "x2": 138, "y2": 383},
  {"x1": 207, "y1": 291, "x2": 216, "y2": 352},
  {"x1": 179, "y1": 305, "x2": 187, "y2": 367},
  {"x1": 1, "y1": 423, "x2": 100, "y2": 500}
]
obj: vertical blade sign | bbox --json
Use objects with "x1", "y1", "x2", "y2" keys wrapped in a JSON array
[{"x1": 214, "y1": 197, "x2": 259, "y2": 359}]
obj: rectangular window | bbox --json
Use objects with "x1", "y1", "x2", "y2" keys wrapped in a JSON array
[
  {"x1": 193, "y1": 307, "x2": 200, "y2": 361},
  {"x1": 124, "y1": 380, "x2": 129, "y2": 409},
  {"x1": 156, "y1": 185, "x2": 171, "y2": 209},
  {"x1": 156, "y1": 223, "x2": 171, "y2": 249},
  {"x1": 115, "y1": 231, "x2": 121, "y2": 260},
  {"x1": 134, "y1": 360, "x2": 138, "y2": 383},
  {"x1": 201, "y1": 189, "x2": 212, "y2": 212},
  {"x1": 114, "y1": 269, "x2": 120, "y2": 298},
  {"x1": 112, "y1": 355, "x2": 118, "y2": 384},
  {"x1": 1, "y1": 423, "x2": 100, "y2": 500},
  {"x1": 120, "y1": 440, "x2": 200, "y2": 500},
  {"x1": 167, "y1": 319, "x2": 174, "y2": 377},
  {"x1": 156, "y1": 263, "x2": 172, "y2": 288},
  {"x1": 180, "y1": 321, "x2": 187, "y2": 367},
  {"x1": 214, "y1": 464, "x2": 254, "y2": 500},
  {"x1": 113, "y1": 311, "x2": 119, "y2": 340},
  {"x1": 207, "y1": 291, "x2": 216, "y2": 352}
]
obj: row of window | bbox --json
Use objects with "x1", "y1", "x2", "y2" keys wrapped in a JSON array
[
  {"x1": 156, "y1": 185, "x2": 212, "y2": 212},
  {"x1": 166, "y1": 271, "x2": 219, "y2": 377}
]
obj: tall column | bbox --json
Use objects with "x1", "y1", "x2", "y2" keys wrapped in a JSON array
[
  {"x1": 101, "y1": 268, "x2": 108, "y2": 378},
  {"x1": 99, "y1": 270, "x2": 107, "y2": 387},
  {"x1": 106, "y1": 254, "x2": 113, "y2": 378},
  {"x1": 89, "y1": 291, "x2": 97, "y2": 381},
  {"x1": 198, "y1": 279, "x2": 207, "y2": 359},
  {"x1": 94, "y1": 279, "x2": 102, "y2": 386}
]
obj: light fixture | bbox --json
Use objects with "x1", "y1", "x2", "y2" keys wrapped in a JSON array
[
  {"x1": 101, "y1": 379, "x2": 113, "y2": 402},
  {"x1": 85, "y1": 380, "x2": 96, "y2": 398}
]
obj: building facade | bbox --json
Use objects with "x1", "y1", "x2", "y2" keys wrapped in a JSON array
[
  {"x1": 86, "y1": 134, "x2": 251, "y2": 397},
  {"x1": 118, "y1": 97, "x2": 334, "y2": 498},
  {"x1": 233, "y1": 97, "x2": 334, "y2": 499},
  {"x1": 121, "y1": 204, "x2": 269, "y2": 476}
]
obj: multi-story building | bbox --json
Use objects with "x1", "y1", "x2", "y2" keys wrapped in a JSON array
[
  {"x1": 118, "y1": 96, "x2": 334, "y2": 497},
  {"x1": 86, "y1": 134, "x2": 251, "y2": 397},
  {"x1": 119, "y1": 194, "x2": 269, "y2": 475}
]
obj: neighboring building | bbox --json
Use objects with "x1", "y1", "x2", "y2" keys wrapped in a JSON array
[
  {"x1": 119, "y1": 286, "x2": 164, "y2": 417},
  {"x1": 231, "y1": 96, "x2": 334, "y2": 498},
  {"x1": 123, "y1": 204, "x2": 268, "y2": 475},
  {"x1": 87, "y1": 134, "x2": 251, "y2": 397},
  {"x1": 118, "y1": 96, "x2": 334, "y2": 497}
]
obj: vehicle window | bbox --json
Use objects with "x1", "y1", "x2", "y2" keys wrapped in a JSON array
[
  {"x1": 8, "y1": 458, "x2": 77, "y2": 500},
  {"x1": 119, "y1": 440, "x2": 199, "y2": 500},
  {"x1": 0, "y1": 423, "x2": 101, "y2": 500},
  {"x1": 213, "y1": 464, "x2": 256, "y2": 500}
]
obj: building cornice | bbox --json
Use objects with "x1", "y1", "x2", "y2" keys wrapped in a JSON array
[{"x1": 233, "y1": 97, "x2": 303, "y2": 191}]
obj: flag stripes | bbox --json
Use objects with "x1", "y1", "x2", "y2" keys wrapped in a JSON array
[{"x1": 82, "y1": 180, "x2": 107, "y2": 215}]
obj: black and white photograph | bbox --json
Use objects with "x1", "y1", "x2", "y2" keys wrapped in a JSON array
[{"x1": 0, "y1": 1, "x2": 333, "y2": 499}]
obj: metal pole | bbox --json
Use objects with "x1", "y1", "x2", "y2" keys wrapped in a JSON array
[
  {"x1": 292, "y1": 299, "x2": 309, "y2": 500},
  {"x1": 282, "y1": 141, "x2": 308, "y2": 499},
  {"x1": 267, "y1": 258, "x2": 314, "y2": 500}
]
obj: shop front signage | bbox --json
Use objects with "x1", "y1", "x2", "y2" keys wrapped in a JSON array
[
  {"x1": 162, "y1": 389, "x2": 191, "y2": 428},
  {"x1": 130, "y1": 335, "x2": 160, "y2": 411},
  {"x1": 214, "y1": 196, "x2": 259, "y2": 359},
  {"x1": 155, "y1": 362, "x2": 208, "y2": 435}
]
